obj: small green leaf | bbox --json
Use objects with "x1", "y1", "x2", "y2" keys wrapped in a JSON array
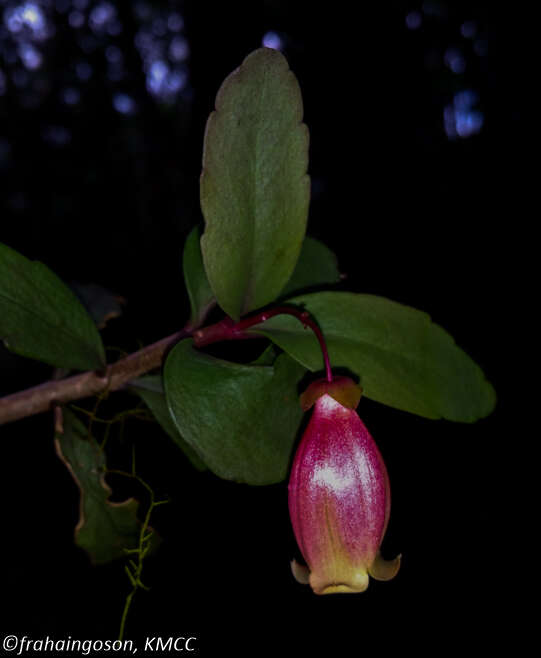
[
  {"x1": 200, "y1": 48, "x2": 310, "y2": 320},
  {"x1": 164, "y1": 339, "x2": 306, "y2": 484},
  {"x1": 0, "y1": 243, "x2": 105, "y2": 370},
  {"x1": 250, "y1": 343, "x2": 279, "y2": 366},
  {"x1": 280, "y1": 236, "x2": 341, "y2": 298},
  {"x1": 182, "y1": 225, "x2": 216, "y2": 329},
  {"x1": 249, "y1": 292, "x2": 496, "y2": 422},
  {"x1": 55, "y1": 409, "x2": 156, "y2": 565},
  {"x1": 129, "y1": 375, "x2": 207, "y2": 472}
]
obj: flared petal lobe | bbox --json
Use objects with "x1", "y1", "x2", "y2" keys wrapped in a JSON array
[{"x1": 288, "y1": 388, "x2": 398, "y2": 594}]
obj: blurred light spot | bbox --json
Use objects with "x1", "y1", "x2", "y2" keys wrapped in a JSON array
[
  {"x1": 147, "y1": 59, "x2": 168, "y2": 94},
  {"x1": 42, "y1": 125, "x2": 71, "y2": 146},
  {"x1": 68, "y1": 10, "x2": 85, "y2": 28},
  {"x1": 166, "y1": 70, "x2": 186, "y2": 93},
  {"x1": 22, "y1": 3, "x2": 45, "y2": 29},
  {"x1": 455, "y1": 110, "x2": 483, "y2": 138},
  {"x1": 19, "y1": 42, "x2": 42, "y2": 69},
  {"x1": 134, "y1": 5, "x2": 189, "y2": 104},
  {"x1": 444, "y1": 47, "x2": 466, "y2": 74},
  {"x1": 168, "y1": 12, "x2": 183, "y2": 32},
  {"x1": 473, "y1": 39, "x2": 488, "y2": 56},
  {"x1": 113, "y1": 92, "x2": 136, "y2": 115},
  {"x1": 62, "y1": 86, "x2": 80, "y2": 105},
  {"x1": 76, "y1": 60, "x2": 92, "y2": 80},
  {"x1": 169, "y1": 35, "x2": 188, "y2": 62},
  {"x1": 405, "y1": 11, "x2": 422, "y2": 30},
  {"x1": 5, "y1": 3, "x2": 45, "y2": 32},
  {"x1": 89, "y1": 2, "x2": 115, "y2": 31},
  {"x1": 105, "y1": 45, "x2": 122, "y2": 64},
  {"x1": 146, "y1": 60, "x2": 187, "y2": 101},
  {"x1": 444, "y1": 89, "x2": 483, "y2": 139},
  {"x1": 262, "y1": 31, "x2": 283, "y2": 50},
  {"x1": 74, "y1": 0, "x2": 90, "y2": 9},
  {"x1": 460, "y1": 20, "x2": 476, "y2": 38},
  {"x1": 4, "y1": 2, "x2": 50, "y2": 41}
]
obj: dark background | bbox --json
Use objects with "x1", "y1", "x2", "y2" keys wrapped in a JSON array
[{"x1": 1, "y1": 1, "x2": 521, "y2": 655}]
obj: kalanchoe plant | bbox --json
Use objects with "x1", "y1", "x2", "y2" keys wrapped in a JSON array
[{"x1": 0, "y1": 48, "x2": 495, "y2": 631}]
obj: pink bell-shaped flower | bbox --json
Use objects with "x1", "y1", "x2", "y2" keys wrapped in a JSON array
[{"x1": 288, "y1": 376, "x2": 401, "y2": 594}]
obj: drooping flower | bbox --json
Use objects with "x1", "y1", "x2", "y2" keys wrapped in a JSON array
[{"x1": 288, "y1": 376, "x2": 400, "y2": 594}]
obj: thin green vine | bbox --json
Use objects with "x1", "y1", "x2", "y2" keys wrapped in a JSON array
[
  {"x1": 69, "y1": 403, "x2": 154, "y2": 449},
  {"x1": 108, "y1": 453, "x2": 169, "y2": 641}
]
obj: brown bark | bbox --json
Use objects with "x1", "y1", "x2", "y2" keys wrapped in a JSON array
[{"x1": 0, "y1": 330, "x2": 188, "y2": 425}]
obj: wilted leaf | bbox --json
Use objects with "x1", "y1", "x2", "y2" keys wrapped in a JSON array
[
  {"x1": 71, "y1": 282, "x2": 125, "y2": 330},
  {"x1": 249, "y1": 292, "x2": 496, "y2": 422},
  {"x1": 200, "y1": 48, "x2": 310, "y2": 320},
  {"x1": 0, "y1": 242, "x2": 105, "y2": 370},
  {"x1": 164, "y1": 339, "x2": 306, "y2": 484},
  {"x1": 55, "y1": 408, "x2": 157, "y2": 564}
]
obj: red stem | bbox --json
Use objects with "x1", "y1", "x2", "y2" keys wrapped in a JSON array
[{"x1": 193, "y1": 306, "x2": 333, "y2": 383}]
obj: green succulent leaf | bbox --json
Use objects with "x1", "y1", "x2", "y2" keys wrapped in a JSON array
[
  {"x1": 280, "y1": 236, "x2": 341, "y2": 298},
  {"x1": 182, "y1": 226, "x2": 216, "y2": 327},
  {"x1": 0, "y1": 242, "x2": 105, "y2": 370},
  {"x1": 129, "y1": 375, "x2": 207, "y2": 471},
  {"x1": 200, "y1": 48, "x2": 310, "y2": 320},
  {"x1": 249, "y1": 292, "x2": 496, "y2": 422},
  {"x1": 55, "y1": 408, "x2": 158, "y2": 565},
  {"x1": 164, "y1": 339, "x2": 306, "y2": 484},
  {"x1": 250, "y1": 343, "x2": 279, "y2": 366},
  {"x1": 182, "y1": 225, "x2": 216, "y2": 329}
]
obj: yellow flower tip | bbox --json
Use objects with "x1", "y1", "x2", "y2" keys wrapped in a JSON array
[
  {"x1": 310, "y1": 568, "x2": 370, "y2": 595},
  {"x1": 367, "y1": 551, "x2": 402, "y2": 582}
]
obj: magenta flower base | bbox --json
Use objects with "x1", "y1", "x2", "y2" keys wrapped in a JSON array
[{"x1": 288, "y1": 377, "x2": 400, "y2": 594}]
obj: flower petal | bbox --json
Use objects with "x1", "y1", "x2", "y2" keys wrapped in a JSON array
[
  {"x1": 368, "y1": 551, "x2": 401, "y2": 581},
  {"x1": 290, "y1": 558, "x2": 311, "y2": 585}
]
